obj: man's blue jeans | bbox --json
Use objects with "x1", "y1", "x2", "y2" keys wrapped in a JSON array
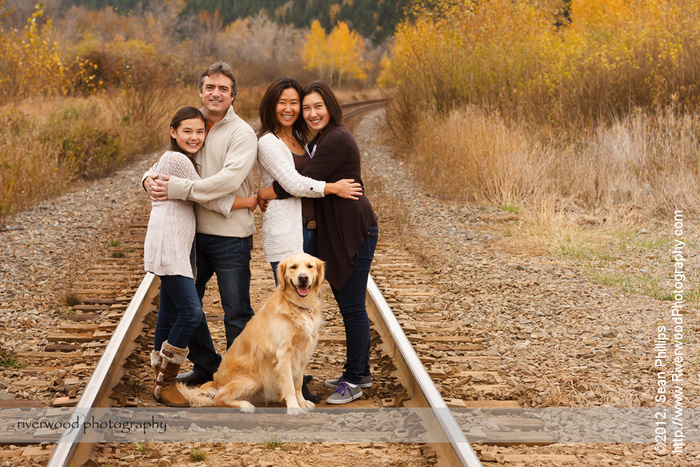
[
  {"x1": 188, "y1": 233, "x2": 255, "y2": 377},
  {"x1": 153, "y1": 275, "x2": 211, "y2": 351},
  {"x1": 332, "y1": 223, "x2": 379, "y2": 384}
]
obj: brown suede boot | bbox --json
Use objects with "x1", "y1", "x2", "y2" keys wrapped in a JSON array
[
  {"x1": 150, "y1": 350, "x2": 161, "y2": 399},
  {"x1": 154, "y1": 341, "x2": 189, "y2": 407}
]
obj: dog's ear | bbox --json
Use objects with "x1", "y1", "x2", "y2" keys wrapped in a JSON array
[
  {"x1": 315, "y1": 257, "x2": 326, "y2": 285},
  {"x1": 277, "y1": 257, "x2": 288, "y2": 290}
]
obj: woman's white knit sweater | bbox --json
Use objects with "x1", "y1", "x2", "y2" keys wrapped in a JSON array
[
  {"x1": 144, "y1": 150, "x2": 234, "y2": 278},
  {"x1": 257, "y1": 133, "x2": 326, "y2": 263}
]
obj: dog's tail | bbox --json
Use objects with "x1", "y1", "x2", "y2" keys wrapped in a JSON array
[{"x1": 177, "y1": 383, "x2": 218, "y2": 407}]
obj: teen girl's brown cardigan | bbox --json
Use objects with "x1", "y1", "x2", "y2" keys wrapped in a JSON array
[{"x1": 273, "y1": 124, "x2": 377, "y2": 290}]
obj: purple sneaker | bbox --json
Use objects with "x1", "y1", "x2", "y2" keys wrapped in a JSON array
[{"x1": 326, "y1": 381, "x2": 363, "y2": 404}]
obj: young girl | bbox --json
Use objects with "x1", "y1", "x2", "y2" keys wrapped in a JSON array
[
  {"x1": 144, "y1": 107, "x2": 256, "y2": 406},
  {"x1": 261, "y1": 81, "x2": 379, "y2": 405}
]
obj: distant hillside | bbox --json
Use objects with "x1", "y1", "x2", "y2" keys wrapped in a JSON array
[{"x1": 61, "y1": 0, "x2": 408, "y2": 41}]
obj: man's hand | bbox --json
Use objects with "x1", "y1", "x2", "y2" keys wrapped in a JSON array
[
  {"x1": 145, "y1": 175, "x2": 170, "y2": 202},
  {"x1": 246, "y1": 195, "x2": 258, "y2": 212}
]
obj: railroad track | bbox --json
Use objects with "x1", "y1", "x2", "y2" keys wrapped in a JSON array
[
  {"x1": 342, "y1": 99, "x2": 387, "y2": 120},
  {"x1": 0, "y1": 101, "x2": 556, "y2": 466},
  {"x1": 36, "y1": 228, "x2": 481, "y2": 467}
]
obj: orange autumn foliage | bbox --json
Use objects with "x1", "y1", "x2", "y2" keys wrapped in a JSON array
[{"x1": 380, "y1": 0, "x2": 700, "y2": 128}]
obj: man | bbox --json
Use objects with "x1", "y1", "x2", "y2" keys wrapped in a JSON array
[{"x1": 144, "y1": 62, "x2": 257, "y2": 385}]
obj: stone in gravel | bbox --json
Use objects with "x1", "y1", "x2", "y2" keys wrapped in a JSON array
[{"x1": 240, "y1": 454, "x2": 255, "y2": 465}]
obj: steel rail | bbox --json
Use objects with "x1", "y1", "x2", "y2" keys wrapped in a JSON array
[
  {"x1": 366, "y1": 275, "x2": 482, "y2": 467},
  {"x1": 343, "y1": 100, "x2": 386, "y2": 119},
  {"x1": 47, "y1": 273, "x2": 160, "y2": 467},
  {"x1": 44, "y1": 271, "x2": 480, "y2": 466},
  {"x1": 341, "y1": 98, "x2": 386, "y2": 109}
]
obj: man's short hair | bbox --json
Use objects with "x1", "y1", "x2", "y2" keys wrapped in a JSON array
[{"x1": 199, "y1": 62, "x2": 238, "y2": 100}]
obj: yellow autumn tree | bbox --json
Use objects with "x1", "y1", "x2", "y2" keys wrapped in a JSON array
[
  {"x1": 302, "y1": 20, "x2": 329, "y2": 78},
  {"x1": 380, "y1": 0, "x2": 700, "y2": 125},
  {"x1": 302, "y1": 20, "x2": 368, "y2": 86},
  {"x1": 327, "y1": 21, "x2": 367, "y2": 86},
  {"x1": 0, "y1": 3, "x2": 69, "y2": 102}
]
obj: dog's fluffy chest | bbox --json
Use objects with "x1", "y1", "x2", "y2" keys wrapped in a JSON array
[{"x1": 286, "y1": 305, "x2": 322, "y2": 338}]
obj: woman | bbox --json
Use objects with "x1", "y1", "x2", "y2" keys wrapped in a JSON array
[
  {"x1": 256, "y1": 77, "x2": 361, "y2": 277},
  {"x1": 144, "y1": 106, "x2": 256, "y2": 407},
  {"x1": 259, "y1": 81, "x2": 379, "y2": 405},
  {"x1": 256, "y1": 77, "x2": 362, "y2": 403}
]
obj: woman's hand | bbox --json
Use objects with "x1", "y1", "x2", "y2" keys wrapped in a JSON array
[
  {"x1": 327, "y1": 179, "x2": 362, "y2": 200},
  {"x1": 256, "y1": 190, "x2": 269, "y2": 212}
]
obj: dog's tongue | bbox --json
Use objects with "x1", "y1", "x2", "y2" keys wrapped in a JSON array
[{"x1": 297, "y1": 285, "x2": 310, "y2": 297}]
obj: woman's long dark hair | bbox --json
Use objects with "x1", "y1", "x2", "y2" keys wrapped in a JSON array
[
  {"x1": 301, "y1": 80, "x2": 343, "y2": 140},
  {"x1": 258, "y1": 77, "x2": 307, "y2": 144}
]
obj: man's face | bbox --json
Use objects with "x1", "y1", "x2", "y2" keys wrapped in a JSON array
[{"x1": 199, "y1": 73, "x2": 234, "y2": 119}]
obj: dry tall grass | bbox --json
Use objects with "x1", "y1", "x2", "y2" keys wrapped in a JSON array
[
  {"x1": 0, "y1": 108, "x2": 70, "y2": 218},
  {"x1": 553, "y1": 108, "x2": 700, "y2": 215},
  {"x1": 405, "y1": 105, "x2": 542, "y2": 204},
  {"x1": 380, "y1": 0, "x2": 700, "y2": 223},
  {"x1": 401, "y1": 104, "x2": 700, "y2": 218},
  {"x1": 0, "y1": 94, "x2": 171, "y2": 219}
]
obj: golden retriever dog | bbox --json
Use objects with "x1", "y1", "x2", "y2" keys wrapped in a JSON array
[{"x1": 181, "y1": 252, "x2": 325, "y2": 415}]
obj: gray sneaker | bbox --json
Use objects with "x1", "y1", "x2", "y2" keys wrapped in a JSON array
[
  {"x1": 324, "y1": 375, "x2": 372, "y2": 389},
  {"x1": 326, "y1": 381, "x2": 363, "y2": 404}
]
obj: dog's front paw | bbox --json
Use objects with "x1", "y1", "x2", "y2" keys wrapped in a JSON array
[
  {"x1": 299, "y1": 399, "x2": 315, "y2": 410},
  {"x1": 286, "y1": 406, "x2": 308, "y2": 416},
  {"x1": 239, "y1": 401, "x2": 256, "y2": 413}
]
